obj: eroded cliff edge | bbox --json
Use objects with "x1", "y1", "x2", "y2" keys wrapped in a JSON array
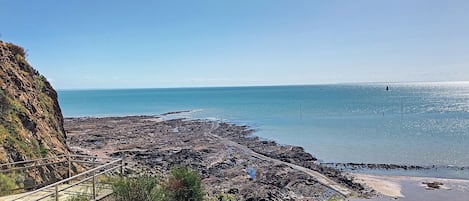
[{"x1": 0, "y1": 41, "x2": 69, "y2": 184}]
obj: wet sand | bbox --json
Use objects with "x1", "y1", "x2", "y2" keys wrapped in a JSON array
[{"x1": 350, "y1": 173, "x2": 469, "y2": 201}]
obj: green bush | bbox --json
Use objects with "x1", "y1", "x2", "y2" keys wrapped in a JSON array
[
  {"x1": 111, "y1": 175, "x2": 159, "y2": 201},
  {"x1": 162, "y1": 167, "x2": 204, "y2": 201},
  {"x1": 207, "y1": 193, "x2": 237, "y2": 201},
  {"x1": 39, "y1": 142, "x2": 48, "y2": 157},
  {"x1": 111, "y1": 167, "x2": 205, "y2": 201},
  {"x1": 0, "y1": 173, "x2": 17, "y2": 196},
  {"x1": 326, "y1": 195, "x2": 344, "y2": 201},
  {"x1": 67, "y1": 193, "x2": 90, "y2": 201}
]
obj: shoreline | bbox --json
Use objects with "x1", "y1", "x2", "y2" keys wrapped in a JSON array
[
  {"x1": 64, "y1": 114, "x2": 469, "y2": 200},
  {"x1": 66, "y1": 112, "x2": 469, "y2": 180},
  {"x1": 350, "y1": 173, "x2": 469, "y2": 201},
  {"x1": 65, "y1": 115, "x2": 368, "y2": 200},
  {"x1": 323, "y1": 163, "x2": 469, "y2": 181}
]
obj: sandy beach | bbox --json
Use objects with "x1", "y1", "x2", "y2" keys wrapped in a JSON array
[{"x1": 350, "y1": 173, "x2": 469, "y2": 201}]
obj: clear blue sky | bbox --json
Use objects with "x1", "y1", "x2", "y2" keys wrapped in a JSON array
[{"x1": 1, "y1": 0, "x2": 469, "y2": 89}]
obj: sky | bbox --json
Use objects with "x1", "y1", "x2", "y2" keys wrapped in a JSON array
[{"x1": 1, "y1": 0, "x2": 469, "y2": 89}]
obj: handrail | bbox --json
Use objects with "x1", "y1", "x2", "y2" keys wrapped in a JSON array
[
  {"x1": 0, "y1": 154, "x2": 124, "y2": 201},
  {"x1": 68, "y1": 154, "x2": 117, "y2": 160},
  {"x1": 34, "y1": 164, "x2": 122, "y2": 200},
  {"x1": 70, "y1": 159, "x2": 105, "y2": 164},
  {"x1": 12, "y1": 158, "x2": 123, "y2": 200},
  {"x1": 0, "y1": 155, "x2": 115, "y2": 168},
  {"x1": 0, "y1": 160, "x2": 68, "y2": 173},
  {"x1": 0, "y1": 155, "x2": 66, "y2": 167},
  {"x1": 0, "y1": 155, "x2": 116, "y2": 173}
]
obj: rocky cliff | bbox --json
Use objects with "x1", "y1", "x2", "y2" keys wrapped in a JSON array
[{"x1": 0, "y1": 41, "x2": 69, "y2": 185}]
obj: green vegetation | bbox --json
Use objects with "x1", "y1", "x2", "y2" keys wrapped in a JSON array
[
  {"x1": 6, "y1": 135, "x2": 33, "y2": 158},
  {"x1": 163, "y1": 167, "x2": 204, "y2": 201},
  {"x1": 67, "y1": 193, "x2": 90, "y2": 201},
  {"x1": 112, "y1": 167, "x2": 204, "y2": 201},
  {"x1": 34, "y1": 75, "x2": 46, "y2": 91},
  {"x1": 38, "y1": 141, "x2": 48, "y2": 157},
  {"x1": 0, "y1": 125, "x2": 7, "y2": 143},
  {"x1": 112, "y1": 175, "x2": 160, "y2": 201},
  {"x1": 326, "y1": 195, "x2": 344, "y2": 201},
  {"x1": 0, "y1": 173, "x2": 24, "y2": 196},
  {"x1": 1, "y1": 90, "x2": 26, "y2": 139},
  {"x1": 0, "y1": 173, "x2": 16, "y2": 196},
  {"x1": 209, "y1": 193, "x2": 237, "y2": 201},
  {"x1": 0, "y1": 83, "x2": 49, "y2": 159}
]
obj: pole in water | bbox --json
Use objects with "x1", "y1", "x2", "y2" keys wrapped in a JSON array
[{"x1": 299, "y1": 104, "x2": 302, "y2": 120}]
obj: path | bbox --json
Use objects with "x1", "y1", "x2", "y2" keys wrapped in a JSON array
[{"x1": 1, "y1": 182, "x2": 112, "y2": 201}]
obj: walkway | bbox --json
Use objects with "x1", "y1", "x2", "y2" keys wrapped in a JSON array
[
  {"x1": 2, "y1": 183, "x2": 112, "y2": 201},
  {"x1": 0, "y1": 155, "x2": 122, "y2": 201}
]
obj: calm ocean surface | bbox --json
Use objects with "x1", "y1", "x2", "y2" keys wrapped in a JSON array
[{"x1": 58, "y1": 82, "x2": 469, "y2": 167}]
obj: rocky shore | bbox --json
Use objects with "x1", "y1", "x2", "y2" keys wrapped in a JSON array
[{"x1": 65, "y1": 115, "x2": 371, "y2": 200}]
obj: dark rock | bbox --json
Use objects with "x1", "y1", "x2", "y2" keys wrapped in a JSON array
[
  {"x1": 423, "y1": 181, "x2": 444, "y2": 189},
  {"x1": 65, "y1": 116, "x2": 367, "y2": 200}
]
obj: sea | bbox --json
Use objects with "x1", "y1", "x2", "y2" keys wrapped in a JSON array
[{"x1": 58, "y1": 82, "x2": 469, "y2": 175}]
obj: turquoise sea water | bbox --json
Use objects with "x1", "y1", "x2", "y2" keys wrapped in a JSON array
[{"x1": 58, "y1": 82, "x2": 469, "y2": 167}]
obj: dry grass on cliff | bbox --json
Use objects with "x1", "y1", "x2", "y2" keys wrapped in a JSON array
[{"x1": 5, "y1": 42, "x2": 27, "y2": 58}]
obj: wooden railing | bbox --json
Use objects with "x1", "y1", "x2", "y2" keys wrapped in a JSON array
[{"x1": 1, "y1": 155, "x2": 124, "y2": 201}]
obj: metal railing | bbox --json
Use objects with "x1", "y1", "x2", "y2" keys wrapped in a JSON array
[{"x1": 1, "y1": 154, "x2": 124, "y2": 201}]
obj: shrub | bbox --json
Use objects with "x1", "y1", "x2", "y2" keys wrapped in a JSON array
[
  {"x1": 67, "y1": 193, "x2": 90, "y2": 201},
  {"x1": 162, "y1": 167, "x2": 204, "y2": 201},
  {"x1": 210, "y1": 193, "x2": 237, "y2": 201},
  {"x1": 326, "y1": 195, "x2": 344, "y2": 201},
  {"x1": 111, "y1": 175, "x2": 159, "y2": 201},
  {"x1": 0, "y1": 173, "x2": 17, "y2": 196},
  {"x1": 111, "y1": 167, "x2": 205, "y2": 201},
  {"x1": 39, "y1": 142, "x2": 48, "y2": 157}
]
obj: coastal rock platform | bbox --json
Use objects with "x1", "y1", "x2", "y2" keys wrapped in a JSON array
[{"x1": 65, "y1": 116, "x2": 370, "y2": 200}]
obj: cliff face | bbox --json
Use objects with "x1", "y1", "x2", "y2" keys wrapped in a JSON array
[{"x1": 0, "y1": 41, "x2": 69, "y2": 183}]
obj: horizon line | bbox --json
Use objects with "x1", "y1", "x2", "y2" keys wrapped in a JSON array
[{"x1": 55, "y1": 80, "x2": 469, "y2": 91}]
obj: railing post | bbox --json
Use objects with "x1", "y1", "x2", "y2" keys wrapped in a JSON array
[
  {"x1": 55, "y1": 184, "x2": 59, "y2": 201},
  {"x1": 120, "y1": 157, "x2": 124, "y2": 175},
  {"x1": 67, "y1": 154, "x2": 71, "y2": 181},
  {"x1": 92, "y1": 170, "x2": 96, "y2": 200},
  {"x1": 92, "y1": 156, "x2": 97, "y2": 200}
]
